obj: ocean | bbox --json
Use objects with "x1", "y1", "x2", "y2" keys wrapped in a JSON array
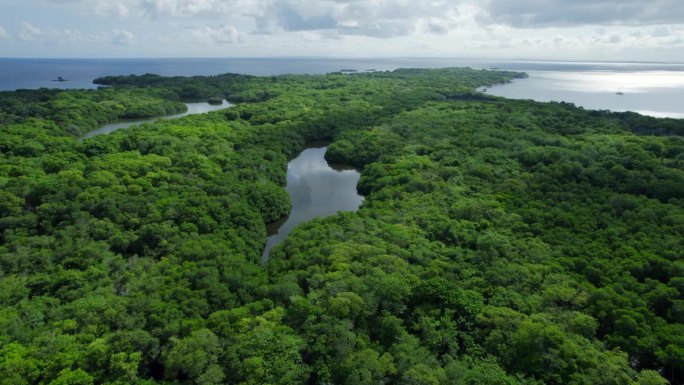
[
  {"x1": 1, "y1": 57, "x2": 683, "y2": 118},
  {"x1": 483, "y1": 66, "x2": 684, "y2": 119}
]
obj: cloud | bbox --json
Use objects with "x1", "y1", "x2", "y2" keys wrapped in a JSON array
[
  {"x1": 8, "y1": 0, "x2": 684, "y2": 60},
  {"x1": 273, "y1": 2, "x2": 337, "y2": 32},
  {"x1": 0, "y1": 26, "x2": 9, "y2": 39},
  {"x1": 338, "y1": 21, "x2": 416, "y2": 38},
  {"x1": 18, "y1": 22, "x2": 83, "y2": 42},
  {"x1": 42, "y1": 0, "x2": 131, "y2": 17},
  {"x1": 190, "y1": 25, "x2": 242, "y2": 44},
  {"x1": 140, "y1": 0, "x2": 259, "y2": 18},
  {"x1": 651, "y1": 26, "x2": 670, "y2": 37},
  {"x1": 251, "y1": 0, "x2": 463, "y2": 38},
  {"x1": 336, "y1": 0, "x2": 461, "y2": 37},
  {"x1": 423, "y1": 18, "x2": 454, "y2": 35},
  {"x1": 94, "y1": 1, "x2": 130, "y2": 17},
  {"x1": 111, "y1": 29, "x2": 134, "y2": 45},
  {"x1": 479, "y1": 0, "x2": 684, "y2": 28},
  {"x1": 18, "y1": 22, "x2": 42, "y2": 41},
  {"x1": 44, "y1": 0, "x2": 457, "y2": 39},
  {"x1": 608, "y1": 34, "x2": 622, "y2": 43}
]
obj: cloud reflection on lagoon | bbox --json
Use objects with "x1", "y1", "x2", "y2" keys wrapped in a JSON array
[{"x1": 262, "y1": 146, "x2": 363, "y2": 262}]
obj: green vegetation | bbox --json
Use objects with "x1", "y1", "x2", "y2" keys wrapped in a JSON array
[
  {"x1": 207, "y1": 97, "x2": 224, "y2": 105},
  {"x1": 0, "y1": 87, "x2": 186, "y2": 137},
  {"x1": 0, "y1": 68, "x2": 682, "y2": 385}
]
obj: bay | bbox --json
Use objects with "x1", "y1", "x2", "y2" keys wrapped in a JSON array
[{"x1": 483, "y1": 68, "x2": 684, "y2": 119}]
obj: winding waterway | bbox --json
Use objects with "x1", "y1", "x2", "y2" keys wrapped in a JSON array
[
  {"x1": 81, "y1": 100, "x2": 233, "y2": 139},
  {"x1": 78, "y1": 103, "x2": 361, "y2": 263},
  {"x1": 262, "y1": 145, "x2": 363, "y2": 262}
]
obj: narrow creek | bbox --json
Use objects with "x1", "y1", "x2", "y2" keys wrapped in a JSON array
[
  {"x1": 262, "y1": 145, "x2": 364, "y2": 263},
  {"x1": 81, "y1": 100, "x2": 233, "y2": 139}
]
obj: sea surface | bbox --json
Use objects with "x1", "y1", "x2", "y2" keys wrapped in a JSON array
[
  {"x1": 1, "y1": 57, "x2": 684, "y2": 118},
  {"x1": 483, "y1": 67, "x2": 684, "y2": 119}
]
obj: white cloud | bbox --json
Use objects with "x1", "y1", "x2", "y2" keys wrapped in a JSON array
[
  {"x1": 18, "y1": 22, "x2": 41, "y2": 41},
  {"x1": 652, "y1": 26, "x2": 670, "y2": 37},
  {"x1": 422, "y1": 18, "x2": 455, "y2": 35},
  {"x1": 0, "y1": 26, "x2": 9, "y2": 39},
  {"x1": 249, "y1": 0, "x2": 467, "y2": 39},
  {"x1": 19, "y1": 22, "x2": 83, "y2": 42},
  {"x1": 140, "y1": 0, "x2": 259, "y2": 18},
  {"x1": 190, "y1": 25, "x2": 242, "y2": 44},
  {"x1": 5, "y1": 0, "x2": 684, "y2": 60},
  {"x1": 111, "y1": 29, "x2": 134, "y2": 45},
  {"x1": 41, "y1": 0, "x2": 132, "y2": 18},
  {"x1": 479, "y1": 0, "x2": 684, "y2": 28},
  {"x1": 94, "y1": 1, "x2": 130, "y2": 17}
]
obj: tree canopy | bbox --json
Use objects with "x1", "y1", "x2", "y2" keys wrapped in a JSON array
[{"x1": 0, "y1": 67, "x2": 682, "y2": 384}]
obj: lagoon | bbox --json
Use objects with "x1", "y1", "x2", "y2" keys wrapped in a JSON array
[{"x1": 262, "y1": 146, "x2": 363, "y2": 262}]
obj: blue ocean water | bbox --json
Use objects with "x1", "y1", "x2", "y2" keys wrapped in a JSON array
[
  {"x1": 1, "y1": 57, "x2": 684, "y2": 118},
  {"x1": 0, "y1": 57, "x2": 496, "y2": 90}
]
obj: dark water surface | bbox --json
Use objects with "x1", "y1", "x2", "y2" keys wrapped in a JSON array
[
  {"x1": 81, "y1": 100, "x2": 232, "y2": 139},
  {"x1": 262, "y1": 146, "x2": 363, "y2": 262}
]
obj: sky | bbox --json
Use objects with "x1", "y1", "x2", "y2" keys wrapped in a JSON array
[{"x1": 0, "y1": 0, "x2": 683, "y2": 61}]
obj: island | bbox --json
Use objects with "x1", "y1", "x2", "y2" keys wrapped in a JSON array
[{"x1": 0, "y1": 68, "x2": 681, "y2": 385}]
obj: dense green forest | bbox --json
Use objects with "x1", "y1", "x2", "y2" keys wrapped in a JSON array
[
  {"x1": 0, "y1": 67, "x2": 682, "y2": 385},
  {"x1": 0, "y1": 87, "x2": 187, "y2": 137}
]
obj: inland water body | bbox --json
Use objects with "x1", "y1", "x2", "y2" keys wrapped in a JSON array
[
  {"x1": 81, "y1": 100, "x2": 232, "y2": 139},
  {"x1": 262, "y1": 146, "x2": 363, "y2": 262}
]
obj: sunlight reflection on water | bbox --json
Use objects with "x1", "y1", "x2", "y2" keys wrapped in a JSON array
[
  {"x1": 537, "y1": 71, "x2": 684, "y2": 93},
  {"x1": 486, "y1": 70, "x2": 684, "y2": 119}
]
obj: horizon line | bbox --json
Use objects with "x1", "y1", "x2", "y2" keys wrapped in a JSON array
[{"x1": 0, "y1": 56, "x2": 682, "y2": 66}]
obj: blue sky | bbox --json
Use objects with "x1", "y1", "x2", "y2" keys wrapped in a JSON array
[{"x1": 1, "y1": 0, "x2": 683, "y2": 60}]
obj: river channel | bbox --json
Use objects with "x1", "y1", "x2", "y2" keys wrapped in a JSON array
[
  {"x1": 262, "y1": 145, "x2": 364, "y2": 262},
  {"x1": 81, "y1": 100, "x2": 233, "y2": 139}
]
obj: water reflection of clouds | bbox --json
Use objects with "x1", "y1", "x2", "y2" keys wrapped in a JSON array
[
  {"x1": 289, "y1": 169, "x2": 360, "y2": 210},
  {"x1": 287, "y1": 149, "x2": 336, "y2": 178},
  {"x1": 288, "y1": 165, "x2": 332, "y2": 179},
  {"x1": 263, "y1": 146, "x2": 363, "y2": 262}
]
